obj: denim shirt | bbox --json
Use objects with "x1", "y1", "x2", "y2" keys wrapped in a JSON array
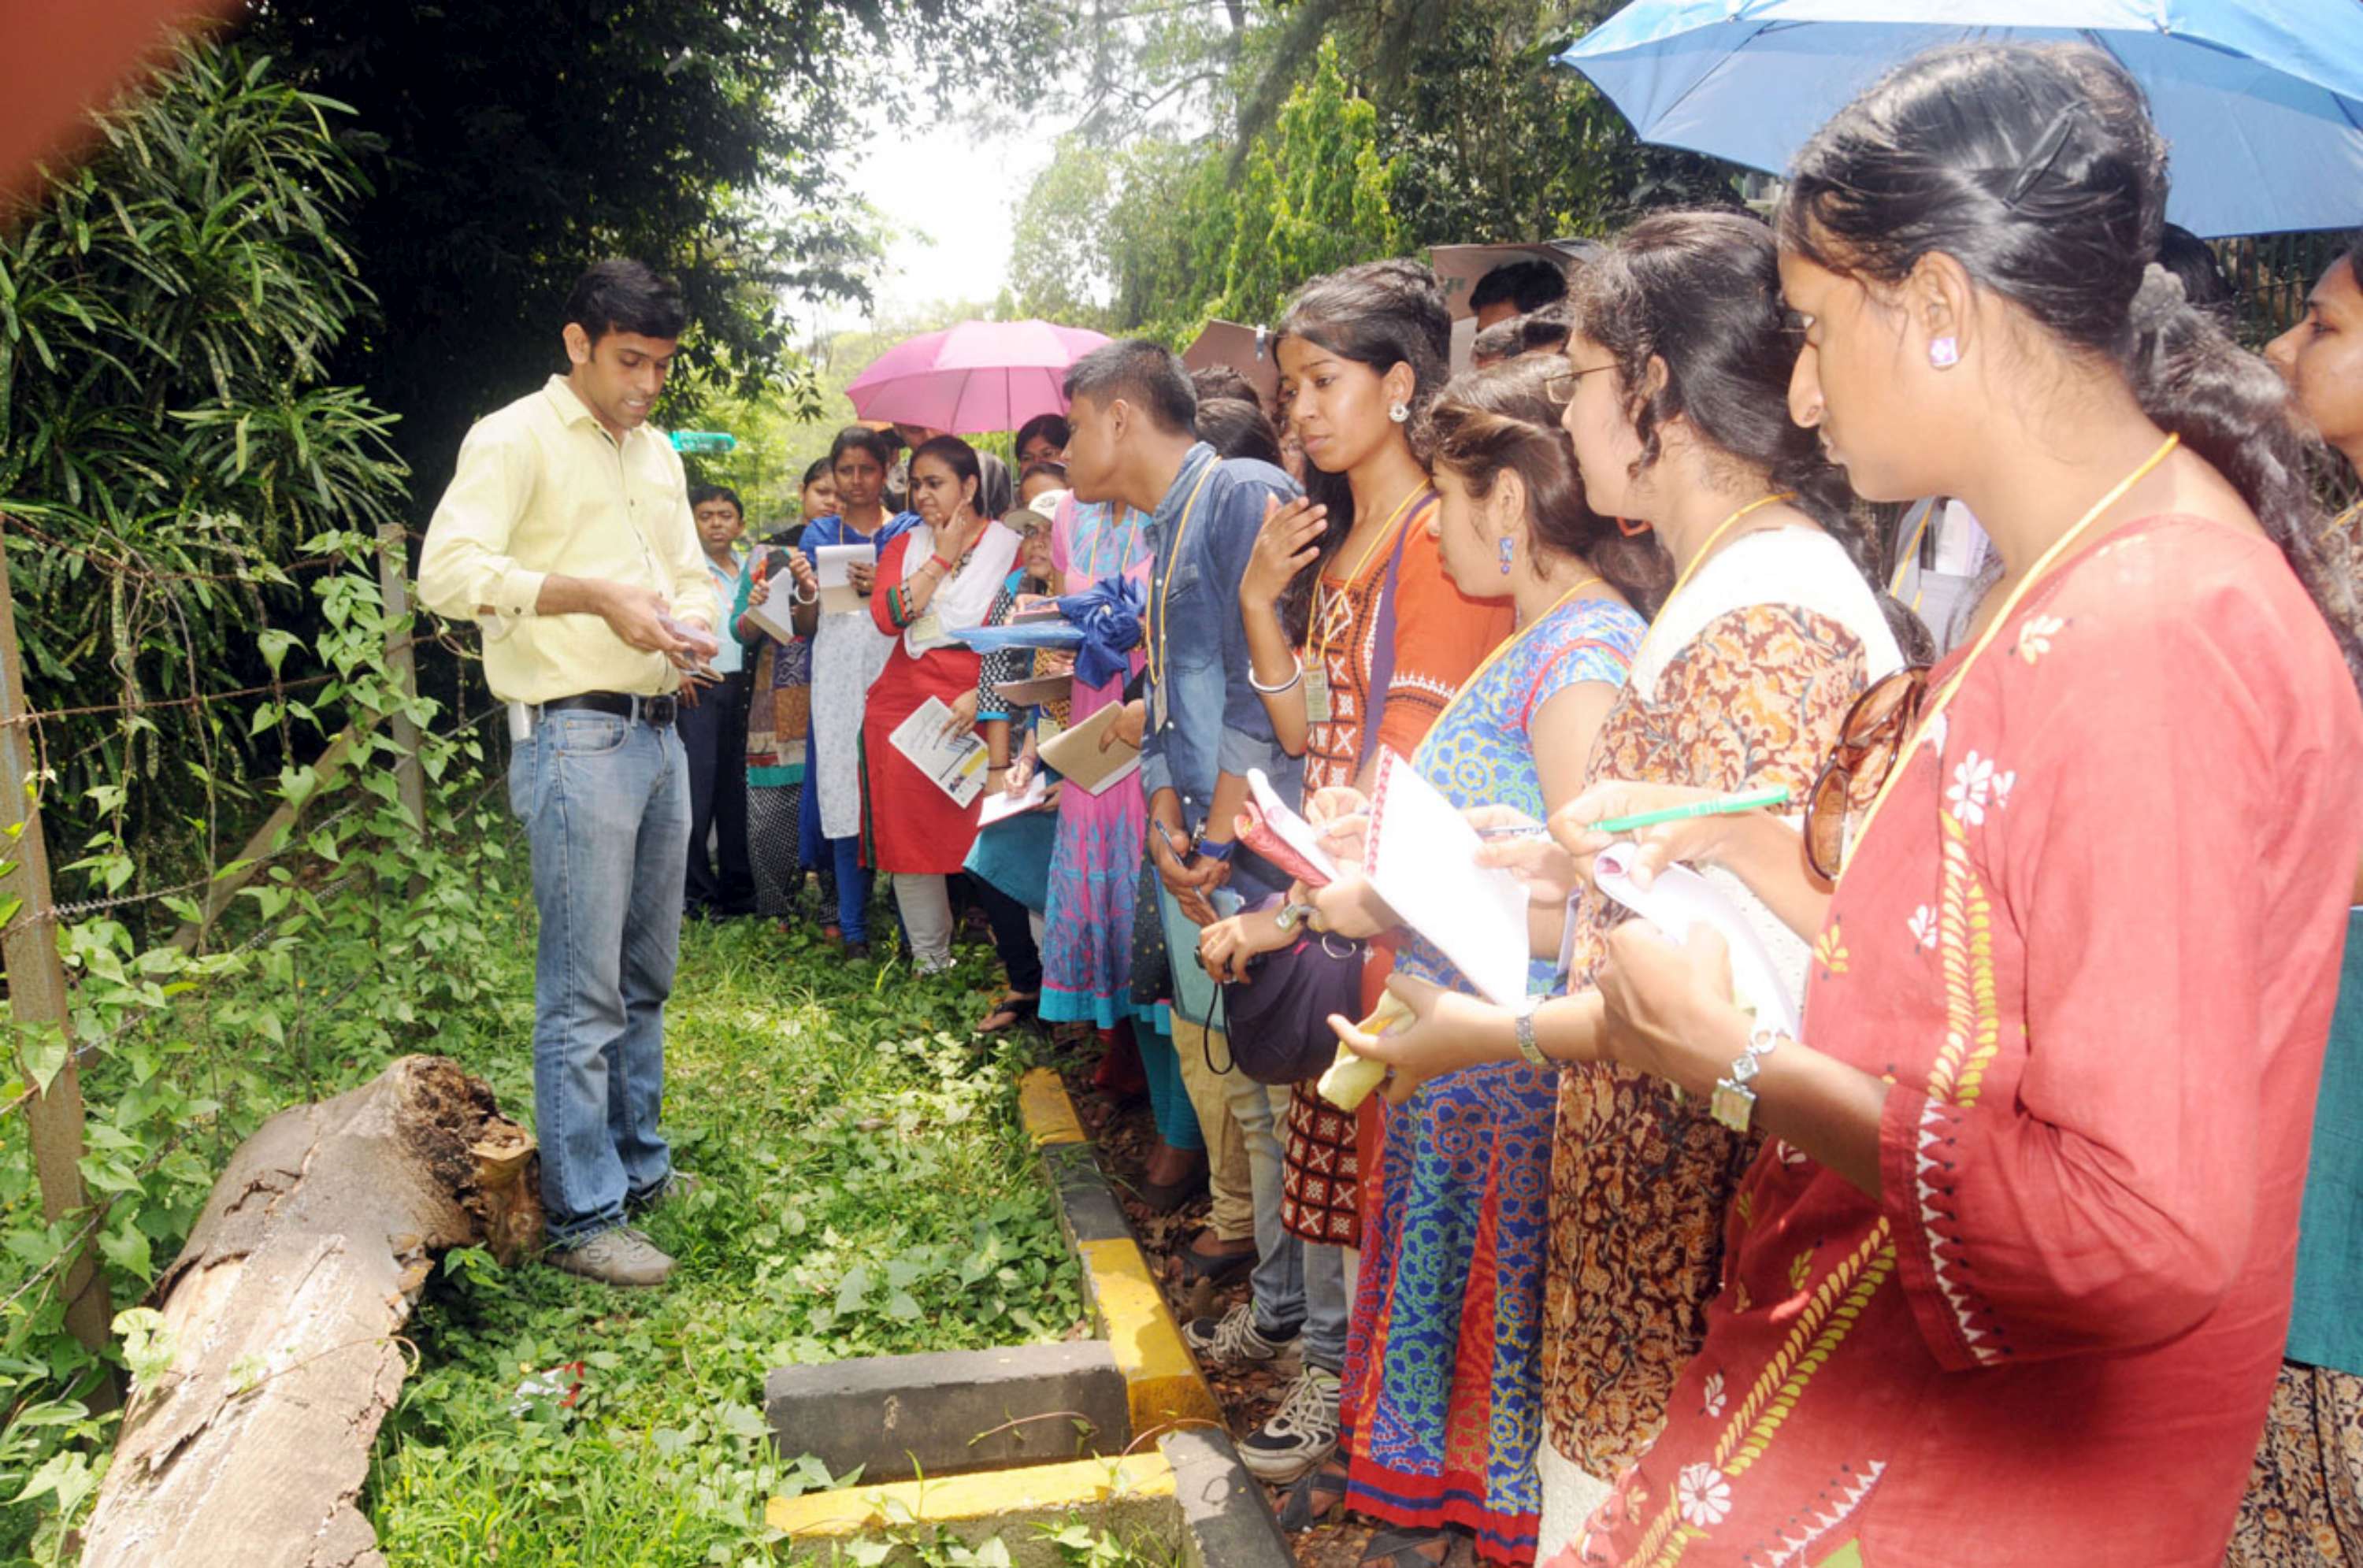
[{"x1": 1139, "y1": 443, "x2": 1304, "y2": 840}]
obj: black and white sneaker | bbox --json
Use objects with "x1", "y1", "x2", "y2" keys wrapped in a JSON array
[
  {"x1": 1182, "y1": 1302, "x2": 1302, "y2": 1369},
  {"x1": 1239, "y1": 1363, "x2": 1341, "y2": 1482}
]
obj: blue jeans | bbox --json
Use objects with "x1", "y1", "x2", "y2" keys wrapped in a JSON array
[
  {"x1": 509, "y1": 708, "x2": 688, "y2": 1244},
  {"x1": 827, "y1": 835, "x2": 872, "y2": 943},
  {"x1": 1160, "y1": 884, "x2": 1304, "y2": 1339}
]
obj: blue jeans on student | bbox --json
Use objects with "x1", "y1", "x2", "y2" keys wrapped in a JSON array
[
  {"x1": 509, "y1": 707, "x2": 688, "y2": 1245},
  {"x1": 827, "y1": 835, "x2": 872, "y2": 943}
]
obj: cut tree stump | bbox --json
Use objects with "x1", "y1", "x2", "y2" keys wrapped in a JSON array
[{"x1": 78, "y1": 1055, "x2": 542, "y2": 1568}]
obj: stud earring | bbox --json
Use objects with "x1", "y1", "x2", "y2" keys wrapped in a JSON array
[
  {"x1": 1497, "y1": 536, "x2": 1515, "y2": 575},
  {"x1": 1928, "y1": 336, "x2": 1961, "y2": 369},
  {"x1": 1388, "y1": 401, "x2": 1410, "y2": 424}
]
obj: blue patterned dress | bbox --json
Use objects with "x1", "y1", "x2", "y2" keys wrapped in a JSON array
[
  {"x1": 1345, "y1": 594, "x2": 1644, "y2": 1564},
  {"x1": 1039, "y1": 498, "x2": 1158, "y2": 1029}
]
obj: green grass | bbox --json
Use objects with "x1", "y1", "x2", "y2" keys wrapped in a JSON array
[{"x1": 366, "y1": 909, "x2": 1089, "y2": 1566}]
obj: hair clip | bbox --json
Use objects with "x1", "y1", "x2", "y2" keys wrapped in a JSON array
[{"x1": 2003, "y1": 109, "x2": 2081, "y2": 211}]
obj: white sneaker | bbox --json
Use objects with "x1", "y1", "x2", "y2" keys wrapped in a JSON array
[
  {"x1": 1182, "y1": 1301, "x2": 1302, "y2": 1369},
  {"x1": 1239, "y1": 1364, "x2": 1342, "y2": 1482}
]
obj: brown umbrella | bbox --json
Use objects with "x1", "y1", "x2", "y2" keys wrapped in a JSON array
[
  {"x1": 1180, "y1": 317, "x2": 1280, "y2": 406},
  {"x1": 0, "y1": 0, "x2": 232, "y2": 202}
]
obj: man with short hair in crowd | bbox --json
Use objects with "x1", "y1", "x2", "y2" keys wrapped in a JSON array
[
  {"x1": 1468, "y1": 256, "x2": 1567, "y2": 330},
  {"x1": 681, "y1": 484, "x2": 757, "y2": 921},
  {"x1": 418, "y1": 258, "x2": 714, "y2": 1289},
  {"x1": 1060, "y1": 339, "x2": 1311, "y2": 1379}
]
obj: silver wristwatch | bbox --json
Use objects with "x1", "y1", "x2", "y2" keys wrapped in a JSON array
[
  {"x1": 1514, "y1": 997, "x2": 1547, "y2": 1067},
  {"x1": 1710, "y1": 1027, "x2": 1785, "y2": 1134}
]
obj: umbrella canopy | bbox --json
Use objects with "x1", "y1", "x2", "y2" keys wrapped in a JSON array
[
  {"x1": 846, "y1": 319, "x2": 1111, "y2": 436},
  {"x1": 1556, "y1": 0, "x2": 2363, "y2": 237}
]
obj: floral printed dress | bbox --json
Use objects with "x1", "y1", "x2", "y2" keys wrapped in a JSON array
[
  {"x1": 1562, "y1": 517, "x2": 2363, "y2": 1568},
  {"x1": 1541, "y1": 529, "x2": 1901, "y2": 1520}
]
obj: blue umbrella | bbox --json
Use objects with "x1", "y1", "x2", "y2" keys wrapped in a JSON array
[{"x1": 1556, "y1": 0, "x2": 2363, "y2": 237}]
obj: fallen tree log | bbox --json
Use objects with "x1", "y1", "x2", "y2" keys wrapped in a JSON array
[{"x1": 78, "y1": 1055, "x2": 541, "y2": 1568}]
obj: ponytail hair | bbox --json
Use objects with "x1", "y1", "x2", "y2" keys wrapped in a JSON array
[
  {"x1": 1275, "y1": 258, "x2": 1455, "y2": 639},
  {"x1": 1421, "y1": 358, "x2": 1670, "y2": 617},
  {"x1": 1566, "y1": 209, "x2": 1901, "y2": 622},
  {"x1": 1782, "y1": 42, "x2": 2363, "y2": 691}
]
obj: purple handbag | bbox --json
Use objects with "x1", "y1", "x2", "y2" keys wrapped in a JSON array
[{"x1": 1202, "y1": 900, "x2": 1367, "y2": 1086}]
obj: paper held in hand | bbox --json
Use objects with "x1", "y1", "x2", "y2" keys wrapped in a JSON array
[
  {"x1": 742, "y1": 592, "x2": 798, "y2": 645},
  {"x1": 977, "y1": 771, "x2": 1050, "y2": 828},
  {"x1": 1590, "y1": 845, "x2": 1801, "y2": 1036},
  {"x1": 1234, "y1": 769, "x2": 1340, "y2": 889},
  {"x1": 814, "y1": 543, "x2": 870, "y2": 615},
  {"x1": 1036, "y1": 701, "x2": 1139, "y2": 795},
  {"x1": 887, "y1": 697, "x2": 989, "y2": 807},
  {"x1": 1363, "y1": 748, "x2": 1531, "y2": 1007}
]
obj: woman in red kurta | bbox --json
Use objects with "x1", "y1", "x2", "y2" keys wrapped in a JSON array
[
  {"x1": 1433, "y1": 47, "x2": 2363, "y2": 1566},
  {"x1": 861, "y1": 436, "x2": 1020, "y2": 973}
]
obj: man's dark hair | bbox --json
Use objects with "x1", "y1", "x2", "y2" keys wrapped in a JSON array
[
  {"x1": 1515, "y1": 300, "x2": 1575, "y2": 354},
  {"x1": 565, "y1": 258, "x2": 688, "y2": 343},
  {"x1": 1188, "y1": 364, "x2": 1259, "y2": 410},
  {"x1": 1015, "y1": 413, "x2": 1071, "y2": 453},
  {"x1": 688, "y1": 484, "x2": 744, "y2": 516},
  {"x1": 1470, "y1": 317, "x2": 1525, "y2": 362},
  {"x1": 1063, "y1": 339, "x2": 1196, "y2": 436},
  {"x1": 1194, "y1": 397, "x2": 1281, "y2": 466},
  {"x1": 1471, "y1": 258, "x2": 1568, "y2": 317}
]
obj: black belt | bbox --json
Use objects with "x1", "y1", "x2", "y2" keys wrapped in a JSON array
[{"x1": 540, "y1": 691, "x2": 678, "y2": 728}]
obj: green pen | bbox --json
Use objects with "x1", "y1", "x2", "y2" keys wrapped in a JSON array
[{"x1": 1590, "y1": 784, "x2": 1793, "y2": 836}]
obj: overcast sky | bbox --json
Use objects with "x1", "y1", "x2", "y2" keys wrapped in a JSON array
[{"x1": 825, "y1": 108, "x2": 1055, "y2": 329}]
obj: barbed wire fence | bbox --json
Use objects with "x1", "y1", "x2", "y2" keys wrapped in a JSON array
[{"x1": 0, "y1": 516, "x2": 502, "y2": 1379}]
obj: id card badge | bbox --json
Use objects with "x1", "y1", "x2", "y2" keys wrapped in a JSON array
[
  {"x1": 1303, "y1": 667, "x2": 1333, "y2": 725},
  {"x1": 1151, "y1": 680, "x2": 1169, "y2": 734}
]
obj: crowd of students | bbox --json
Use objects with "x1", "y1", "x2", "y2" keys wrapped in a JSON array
[{"x1": 673, "y1": 43, "x2": 2363, "y2": 1568}]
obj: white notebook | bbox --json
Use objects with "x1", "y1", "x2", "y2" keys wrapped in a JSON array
[{"x1": 1363, "y1": 748, "x2": 1530, "y2": 1006}]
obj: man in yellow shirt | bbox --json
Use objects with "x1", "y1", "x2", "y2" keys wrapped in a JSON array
[{"x1": 418, "y1": 259, "x2": 717, "y2": 1288}]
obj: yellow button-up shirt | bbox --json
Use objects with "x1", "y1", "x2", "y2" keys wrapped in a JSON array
[{"x1": 417, "y1": 375, "x2": 718, "y2": 704}]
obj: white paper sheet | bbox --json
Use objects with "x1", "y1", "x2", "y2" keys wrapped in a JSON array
[
  {"x1": 741, "y1": 594, "x2": 799, "y2": 645},
  {"x1": 1363, "y1": 749, "x2": 1531, "y2": 1007},
  {"x1": 1590, "y1": 844, "x2": 1802, "y2": 1036},
  {"x1": 977, "y1": 772, "x2": 1050, "y2": 827},
  {"x1": 814, "y1": 543, "x2": 870, "y2": 617},
  {"x1": 887, "y1": 696, "x2": 989, "y2": 807}
]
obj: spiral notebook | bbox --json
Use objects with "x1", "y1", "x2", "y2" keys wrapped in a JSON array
[{"x1": 1363, "y1": 748, "x2": 1530, "y2": 1006}]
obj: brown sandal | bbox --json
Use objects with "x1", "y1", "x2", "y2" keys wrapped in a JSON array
[{"x1": 1359, "y1": 1527, "x2": 1452, "y2": 1568}]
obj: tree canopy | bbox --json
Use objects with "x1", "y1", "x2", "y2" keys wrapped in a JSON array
[
  {"x1": 1010, "y1": 0, "x2": 1738, "y2": 340},
  {"x1": 234, "y1": 0, "x2": 1046, "y2": 511}
]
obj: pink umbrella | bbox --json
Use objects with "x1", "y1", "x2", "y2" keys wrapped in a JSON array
[{"x1": 845, "y1": 319, "x2": 1111, "y2": 435}]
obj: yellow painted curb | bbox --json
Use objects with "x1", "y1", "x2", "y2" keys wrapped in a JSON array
[
  {"x1": 1079, "y1": 1236, "x2": 1220, "y2": 1435},
  {"x1": 768, "y1": 1451, "x2": 1175, "y2": 1537},
  {"x1": 1017, "y1": 1066, "x2": 1085, "y2": 1147}
]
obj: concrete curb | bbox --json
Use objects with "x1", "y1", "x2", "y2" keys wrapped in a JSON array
[
  {"x1": 767, "y1": 1066, "x2": 1288, "y2": 1566},
  {"x1": 767, "y1": 1452, "x2": 1178, "y2": 1566}
]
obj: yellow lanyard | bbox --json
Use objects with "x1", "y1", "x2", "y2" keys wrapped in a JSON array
[
  {"x1": 1424, "y1": 574, "x2": 1605, "y2": 735},
  {"x1": 1309, "y1": 485, "x2": 1437, "y2": 670},
  {"x1": 1147, "y1": 464, "x2": 1219, "y2": 690},
  {"x1": 1635, "y1": 491, "x2": 1796, "y2": 665},
  {"x1": 1890, "y1": 499, "x2": 1939, "y2": 607},
  {"x1": 1843, "y1": 432, "x2": 2180, "y2": 872}
]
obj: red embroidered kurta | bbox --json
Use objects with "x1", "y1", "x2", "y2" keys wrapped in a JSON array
[{"x1": 1563, "y1": 517, "x2": 2363, "y2": 1567}]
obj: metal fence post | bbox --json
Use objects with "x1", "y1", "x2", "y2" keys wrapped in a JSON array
[
  {"x1": 0, "y1": 524, "x2": 113, "y2": 1366},
  {"x1": 377, "y1": 522, "x2": 426, "y2": 834}
]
